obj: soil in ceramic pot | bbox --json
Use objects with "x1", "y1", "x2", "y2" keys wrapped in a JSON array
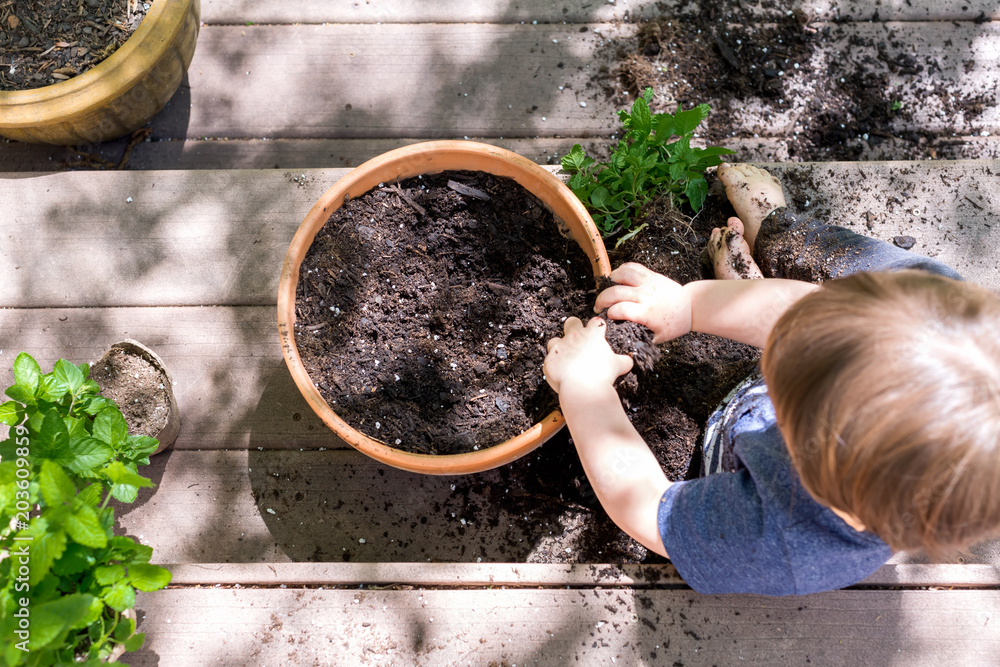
[
  {"x1": 91, "y1": 346, "x2": 170, "y2": 438},
  {"x1": 295, "y1": 170, "x2": 625, "y2": 455},
  {"x1": 0, "y1": 0, "x2": 150, "y2": 91}
]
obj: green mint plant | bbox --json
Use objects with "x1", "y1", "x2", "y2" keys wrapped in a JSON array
[
  {"x1": 0, "y1": 353, "x2": 171, "y2": 666},
  {"x1": 561, "y1": 87, "x2": 735, "y2": 242}
]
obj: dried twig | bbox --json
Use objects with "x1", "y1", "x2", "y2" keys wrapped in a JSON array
[
  {"x1": 388, "y1": 183, "x2": 426, "y2": 216},
  {"x1": 447, "y1": 180, "x2": 490, "y2": 201}
]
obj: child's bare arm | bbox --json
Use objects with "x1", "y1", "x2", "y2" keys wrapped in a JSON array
[
  {"x1": 685, "y1": 278, "x2": 819, "y2": 347},
  {"x1": 596, "y1": 262, "x2": 819, "y2": 348},
  {"x1": 544, "y1": 317, "x2": 671, "y2": 557}
]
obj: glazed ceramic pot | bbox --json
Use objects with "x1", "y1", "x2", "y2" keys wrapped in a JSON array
[
  {"x1": 278, "y1": 141, "x2": 611, "y2": 475},
  {"x1": 0, "y1": 0, "x2": 200, "y2": 145}
]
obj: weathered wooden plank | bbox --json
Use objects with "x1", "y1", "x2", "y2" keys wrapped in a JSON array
[
  {"x1": 6, "y1": 135, "x2": 1000, "y2": 173},
  {"x1": 0, "y1": 169, "x2": 343, "y2": 308},
  {"x1": 164, "y1": 561, "x2": 1000, "y2": 588},
  {"x1": 177, "y1": 23, "x2": 630, "y2": 140},
  {"x1": 164, "y1": 562, "x2": 686, "y2": 587},
  {"x1": 129, "y1": 588, "x2": 1000, "y2": 666},
  {"x1": 0, "y1": 137, "x2": 603, "y2": 172},
  {"x1": 3, "y1": 162, "x2": 998, "y2": 310},
  {"x1": 100, "y1": 450, "x2": 1000, "y2": 567},
  {"x1": 198, "y1": 0, "x2": 1000, "y2": 25},
  {"x1": 0, "y1": 306, "x2": 340, "y2": 450},
  {"x1": 860, "y1": 564, "x2": 1000, "y2": 588},
  {"x1": 144, "y1": 22, "x2": 1000, "y2": 141},
  {"x1": 110, "y1": 448, "x2": 657, "y2": 565}
]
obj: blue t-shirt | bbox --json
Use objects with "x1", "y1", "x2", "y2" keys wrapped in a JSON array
[{"x1": 658, "y1": 377, "x2": 892, "y2": 595}]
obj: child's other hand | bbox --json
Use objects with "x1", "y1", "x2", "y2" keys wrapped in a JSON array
[
  {"x1": 544, "y1": 317, "x2": 633, "y2": 395},
  {"x1": 594, "y1": 263, "x2": 692, "y2": 343}
]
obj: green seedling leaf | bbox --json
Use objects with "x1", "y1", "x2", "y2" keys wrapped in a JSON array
[
  {"x1": 126, "y1": 435, "x2": 160, "y2": 457},
  {"x1": 35, "y1": 410, "x2": 72, "y2": 461},
  {"x1": 64, "y1": 436, "x2": 115, "y2": 474},
  {"x1": 78, "y1": 394, "x2": 116, "y2": 417},
  {"x1": 560, "y1": 144, "x2": 588, "y2": 173},
  {"x1": 124, "y1": 632, "x2": 146, "y2": 652},
  {"x1": 93, "y1": 407, "x2": 129, "y2": 449},
  {"x1": 54, "y1": 359, "x2": 86, "y2": 394},
  {"x1": 65, "y1": 504, "x2": 108, "y2": 549},
  {"x1": 127, "y1": 543, "x2": 154, "y2": 565},
  {"x1": 95, "y1": 564, "x2": 126, "y2": 586},
  {"x1": 589, "y1": 186, "x2": 610, "y2": 210},
  {"x1": 628, "y1": 96, "x2": 653, "y2": 137},
  {"x1": 111, "y1": 483, "x2": 139, "y2": 504},
  {"x1": 685, "y1": 176, "x2": 709, "y2": 212},
  {"x1": 13, "y1": 352, "x2": 42, "y2": 395},
  {"x1": 4, "y1": 382, "x2": 35, "y2": 405},
  {"x1": 39, "y1": 459, "x2": 76, "y2": 506},
  {"x1": 128, "y1": 563, "x2": 172, "y2": 591},
  {"x1": 25, "y1": 523, "x2": 68, "y2": 586},
  {"x1": 28, "y1": 593, "x2": 95, "y2": 651},
  {"x1": 39, "y1": 373, "x2": 71, "y2": 402},
  {"x1": 52, "y1": 542, "x2": 99, "y2": 576},
  {"x1": 102, "y1": 460, "x2": 154, "y2": 490},
  {"x1": 103, "y1": 580, "x2": 136, "y2": 612},
  {"x1": 0, "y1": 400, "x2": 24, "y2": 426},
  {"x1": 673, "y1": 103, "x2": 711, "y2": 136},
  {"x1": 114, "y1": 614, "x2": 137, "y2": 642}
]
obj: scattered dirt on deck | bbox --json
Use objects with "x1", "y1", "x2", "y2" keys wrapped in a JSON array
[{"x1": 608, "y1": 0, "x2": 994, "y2": 161}]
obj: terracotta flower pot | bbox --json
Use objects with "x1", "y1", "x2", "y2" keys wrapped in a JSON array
[
  {"x1": 0, "y1": 0, "x2": 200, "y2": 145},
  {"x1": 278, "y1": 141, "x2": 611, "y2": 475}
]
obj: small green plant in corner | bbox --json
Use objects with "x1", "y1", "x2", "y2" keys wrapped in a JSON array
[
  {"x1": 0, "y1": 353, "x2": 171, "y2": 666},
  {"x1": 561, "y1": 87, "x2": 735, "y2": 244}
]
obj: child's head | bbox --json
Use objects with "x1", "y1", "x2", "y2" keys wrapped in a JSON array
[{"x1": 762, "y1": 270, "x2": 1000, "y2": 555}]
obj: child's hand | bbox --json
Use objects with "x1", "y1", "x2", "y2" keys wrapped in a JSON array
[
  {"x1": 594, "y1": 263, "x2": 692, "y2": 343},
  {"x1": 544, "y1": 317, "x2": 633, "y2": 395}
]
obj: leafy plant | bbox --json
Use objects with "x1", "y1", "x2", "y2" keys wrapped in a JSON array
[
  {"x1": 561, "y1": 87, "x2": 735, "y2": 242},
  {"x1": 0, "y1": 353, "x2": 171, "y2": 666}
]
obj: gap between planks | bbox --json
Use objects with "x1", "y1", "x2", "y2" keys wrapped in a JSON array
[
  {"x1": 163, "y1": 561, "x2": 1000, "y2": 589},
  {"x1": 197, "y1": 0, "x2": 1000, "y2": 24}
]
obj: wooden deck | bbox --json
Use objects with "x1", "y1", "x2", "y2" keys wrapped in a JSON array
[{"x1": 3, "y1": 1, "x2": 1000, "y2": 664}]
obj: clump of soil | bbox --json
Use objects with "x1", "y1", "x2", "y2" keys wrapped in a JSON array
[
  {"x1": 295, "y1": 170, "x2": 653, "y2": 456},
  {"x1": 0, "y1": 0, "x2": 150, "y2": 91},
  {"x1": 91, "y1": 345, "x2": 170, "y2": 437}
]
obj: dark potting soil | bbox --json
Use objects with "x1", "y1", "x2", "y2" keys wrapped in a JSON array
[
  {"x1": 0, "y1": 0, "x2": 150, "y2": 91},
  {"x1": 295, "y1": 170, "x2": 656, "y2": 456}
]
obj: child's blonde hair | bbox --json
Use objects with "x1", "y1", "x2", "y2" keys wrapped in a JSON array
[{"x1": 762, "y1": 270, "x2": 1000, "y2": 555}]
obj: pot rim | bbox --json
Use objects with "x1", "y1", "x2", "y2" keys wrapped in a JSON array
[
  {"x1": 278, "y1": 140, "x2": 610, "y2": 475},
  {"x1": 0, "y1": 0, "x2": 192, "y2": 126}
]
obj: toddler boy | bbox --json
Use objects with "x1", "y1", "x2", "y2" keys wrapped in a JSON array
[{"x1": 543, "y1": 164, "x2": 1000, "y2": 594}]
